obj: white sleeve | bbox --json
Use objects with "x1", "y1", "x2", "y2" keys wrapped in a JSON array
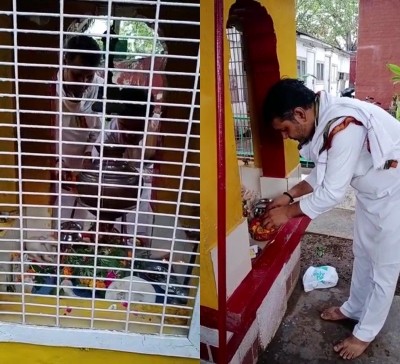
[
  {"x1": 85, "y1": 115, "x2": 101, "y2": 153},
  {"x1": 303, "y1": 167, "x2": 318, "y2": 190},
  {"x1": 300, "y1": 122, "x2": 367, "y2": 219},
  {"x1": 54, "y1": 110, "x2": 64, "y2": 163},
  {"x1": 84, "y1": 83, "x2": 103, "y2": 153}
]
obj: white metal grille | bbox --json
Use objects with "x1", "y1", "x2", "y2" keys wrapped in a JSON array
[
  {"x1": 0, "y1": 0, "x2": 199, "y2": 357},
  {"x1": 227, "y1": 26, "x2": 253, "y2": 160}
]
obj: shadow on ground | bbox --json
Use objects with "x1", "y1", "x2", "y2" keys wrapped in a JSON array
[{"x1": 258, "y1": 233, "x2": 400, "y2": 364}]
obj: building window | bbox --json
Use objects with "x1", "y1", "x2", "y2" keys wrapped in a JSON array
[
  {"x1": 297, "y1": 59, "x2": 306, "y2": 79},
  {"x1": 331, "y1": 65, "x2": 338, "y2": 82},
  {"x1": 316, "y1": 62, "x2": 324, "y2": 81}
]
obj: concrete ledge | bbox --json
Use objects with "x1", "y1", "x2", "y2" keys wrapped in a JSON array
[{"x1": 306, "y1": 208, "x2": 354, "y2": 240}]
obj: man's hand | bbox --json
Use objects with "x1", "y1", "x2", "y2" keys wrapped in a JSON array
[
  {"x1": 263, "y1": 202, "x2": 305, "y2": 229},
  {"x1": 268, "y1": 194, "x2": 292, "y2": 210},
  {"x1": 262, "y1": 206, "x2": 291, "y2": 229}
]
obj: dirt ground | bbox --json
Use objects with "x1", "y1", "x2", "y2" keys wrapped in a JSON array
[
  {"x1": 301, "y1": 233, "x2": 353, "y2": 288},
  {"x1": 301, "y1": 233, "x2": 400, "y2": 295},
  {"x1": 257, "y1": 233, "x2": 400, "y2": 364}
]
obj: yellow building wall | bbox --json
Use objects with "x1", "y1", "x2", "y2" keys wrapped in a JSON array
[
  {"x1": 200, "y1": 0, "x2": 298, "y2": 309},
  {"x1": 200, "y1": 0, "x2": 243, "y2": 309},
  {"x1": 0, "y1": 344, "x2": 198, "y2": 364},
  {"x1": 266, "y1": 1, "x2": 300, "y2": 175}
]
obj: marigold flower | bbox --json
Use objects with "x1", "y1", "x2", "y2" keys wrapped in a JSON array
[{"x1": 63, "y1": 267, "x2": 73, "y2": 276}]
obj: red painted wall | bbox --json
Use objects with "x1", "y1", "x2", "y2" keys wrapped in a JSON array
[
  {"x1": 228, "y1": 0, "x2": 284, "y2": 178},
  {"x1": 349, "y1": 52, "x2": 356, "y2": 87},
  {"x1": 356, "y1": 0, "x2": 400, "y2": 108}
]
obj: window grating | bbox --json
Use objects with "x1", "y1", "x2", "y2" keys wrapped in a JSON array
[
  {"x1": 0, "y1": 0, "x2": 199, "y2": 357},
  {"x1": 227, "y1": 26, "x2": 253, "y2": 160}
]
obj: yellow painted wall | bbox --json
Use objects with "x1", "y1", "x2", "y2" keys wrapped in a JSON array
[
  {"x1": 200, "y1": 0, "x2": 244, "y2": 309},
  {"x1": 0, "y1": 293, "x2": 198, "y2": 363},
  {"x1": 0, "y1": 344, "x2": 198, "y2": 364},
  {"x1": 200, "y1": 0, "x2": 299, "y2": 309},
  {"x1": 263, "y1": 1, "x2": 299, "y2": 175}
]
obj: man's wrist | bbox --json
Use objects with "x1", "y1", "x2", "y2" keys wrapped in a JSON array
[{"x1": 283, "y1": 191, "x2": 295, "y2": 203}]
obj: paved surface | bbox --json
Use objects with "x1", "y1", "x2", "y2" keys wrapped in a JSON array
[
  {"x1": 302, "y1": 167, "x2": 356, "y2": 240},
  {"x1": 258, "y1": 282, "x2": 400, "y2": 363},
  {"x1": 306, "y1": 208, "x2": 355, "y2": 240}
]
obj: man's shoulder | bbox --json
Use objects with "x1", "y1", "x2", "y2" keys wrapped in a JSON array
[{"x1": 93, "y1": 74, "x2": 105, "y2": 85}]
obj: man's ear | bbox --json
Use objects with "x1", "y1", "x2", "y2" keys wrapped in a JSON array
[{"x1": 293, "y1": 107, "x2": 307, "y2": 124}]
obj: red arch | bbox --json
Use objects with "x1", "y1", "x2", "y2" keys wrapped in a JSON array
[{"x1": 228, "y1": 0, "x2": 285, "y2": 177}]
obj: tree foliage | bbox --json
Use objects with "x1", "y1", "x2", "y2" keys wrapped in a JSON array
[
  {"x1": 84, "y1": 19, "x2": 165, "y2": 59},
  {"x1": 296, "y1": 0, "x2": 359, "y2": 51},
  {"x1": 119, "y1": 20, "x2": 164, "y2": 57}
]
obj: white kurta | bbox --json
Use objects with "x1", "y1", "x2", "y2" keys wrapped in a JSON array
[
  {"x1": 299, "y1": 92, "x2": 400, "y2": 342},
  {"x1": 54, "y1": 72, "x2": 103, "y2": 170},
  {"x1": 53, "y1": 72, "x2": 102, "y2": 228}
]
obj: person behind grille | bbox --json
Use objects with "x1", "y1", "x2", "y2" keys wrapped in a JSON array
[
  {"x1": 52, "y1": 34, "x2": 103, "y2": 230},
  {"x1": 90, "y1": 87, "x2": 159, "y2": 247}
]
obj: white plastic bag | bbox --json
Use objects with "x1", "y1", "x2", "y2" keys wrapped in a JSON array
[{"x1": 302, "y1": 265, "x2": 338, "y2": 292}]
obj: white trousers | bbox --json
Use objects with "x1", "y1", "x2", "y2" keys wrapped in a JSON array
[{"x1": 340, "y1": 166, "x2": 400, "y2": 342}]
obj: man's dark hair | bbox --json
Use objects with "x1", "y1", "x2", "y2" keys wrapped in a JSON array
[
  {"x1": 262, "y1": 78, "x2": 316, "y2": 124},
  {"x1": 64, "y1": 35, "x2": 102, "y2": 67}
]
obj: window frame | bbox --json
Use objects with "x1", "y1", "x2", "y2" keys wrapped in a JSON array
[
  {"x1": 316, "y1": 62, "x2": 325, "y2": 82},
  {"x1": 296, "y1": 58, "x2": 307, "y2": 79}
]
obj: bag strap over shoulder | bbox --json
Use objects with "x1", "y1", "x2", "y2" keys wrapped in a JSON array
[{"x1": 319, "y1": 116, "x2": 363, "y2": 155}]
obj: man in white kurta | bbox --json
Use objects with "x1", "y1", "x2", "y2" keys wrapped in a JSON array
[
  {"x1": 262, "y1": 78, "x2": 400, "y2": 360},
  {"x1": 52, "y1": 35, "x2": 103, "y2": 230}
]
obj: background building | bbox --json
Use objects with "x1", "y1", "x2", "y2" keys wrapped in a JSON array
[{"x1": 296, "y1": 31, "x2": 351, "y2": 96}]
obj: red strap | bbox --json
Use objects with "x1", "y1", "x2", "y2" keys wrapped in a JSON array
[
  {"x1": 324, "y1": 117, "x2": 397, "y2": 169},
  {"x1": 324, "y1": 117, "x2": 363, "y2": 151}
]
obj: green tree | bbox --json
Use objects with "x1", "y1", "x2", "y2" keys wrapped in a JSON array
[
  {"x1": 119, "y1": 20, "x2": 164, "y2": 58},
  {"x1": 387, "y1": 64, "x2": 400, "y2": 120},
  {"x1": 296, "y1": 0, "x2": 359, "y2": 51}
]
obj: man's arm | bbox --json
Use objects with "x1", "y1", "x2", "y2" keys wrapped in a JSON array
[
  {"x1": 288, "y1": 177, "x2": 314, "y2": 199},
  {"x1": 84, "y1": 115, "x2": 101, "y2": 155},
  {"x1": 268, "y1": 167, "x2": 316, "y2": 209},
  {"x1": 264, "y1": 122, "x2": 367, "y2": 228},
  {"x1": 138, "y1": 116, "x2": 161, "y2": 161}
]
